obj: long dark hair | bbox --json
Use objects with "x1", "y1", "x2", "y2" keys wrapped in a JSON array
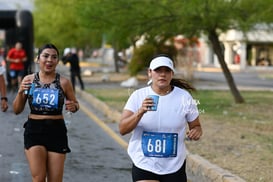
[{"x1": 170, "y1": 78, "x2": 196, "y2": 93}]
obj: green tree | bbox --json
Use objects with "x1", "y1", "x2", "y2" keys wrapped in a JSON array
[
  {"x1": 90, "y1": 0, "x2": 273, "y2": 103},
  {"x1": 33, "y1": 0, "x2": 102, "y2": 50},
  {"x1": 33, "y1": 0, "x2": 273, "y2": 103}
]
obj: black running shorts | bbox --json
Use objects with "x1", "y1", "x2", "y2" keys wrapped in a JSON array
[
  {"x1": 24, "y1": 118, "x2": 71, "y2": 154},
  {"x1": 132, "y1": 160, "x2": 187, "y2": 182}
]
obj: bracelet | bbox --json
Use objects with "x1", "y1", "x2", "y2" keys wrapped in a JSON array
[
  {"x1": 18, "y1": 90, "x2": 24, "y2": 94},
  {"x1": 1, "y1": 97, "x2": 8, "y2": 101},
  {"x1": 75, "y1": 104, "x2": 79, "y2": 111}
]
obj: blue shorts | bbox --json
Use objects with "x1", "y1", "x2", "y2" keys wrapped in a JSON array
[
  {"x1": 132, "y1": 160, "x2": 187, "y2": 182},
  {"x1": 9, "y1": 69, "x2": 24, "y2": 79},
  {"x1": 23, "y1": 118, "x2": 71, "y2": 154}
]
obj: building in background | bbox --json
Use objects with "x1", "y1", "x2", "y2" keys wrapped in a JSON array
[{"x1": 196, "y1": 26, "x2": 273, "y2": 70}]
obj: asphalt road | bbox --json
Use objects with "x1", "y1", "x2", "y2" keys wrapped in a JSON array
[
  {"x1": 193, "y1": 70, "x2": 273, "y2": 90},
  {"x1": 0, "y1": 91, "x2": 132, "y2": 182},
  {"x1": 75, "y1": 64, "x2": 273, "y2": 91}
]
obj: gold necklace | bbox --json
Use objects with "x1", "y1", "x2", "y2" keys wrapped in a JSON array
[{"x1": 165, "y1": 86, "x2": 173, "y2": 94}]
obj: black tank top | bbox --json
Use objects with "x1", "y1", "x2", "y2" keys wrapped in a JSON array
[{"x1": 28, "y1": 72, "x2": 65, "y2": 115}]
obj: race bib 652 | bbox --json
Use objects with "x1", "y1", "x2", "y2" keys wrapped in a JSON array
[{"x1": 32, "y1": 88, "x2": 59, "y2": 109}]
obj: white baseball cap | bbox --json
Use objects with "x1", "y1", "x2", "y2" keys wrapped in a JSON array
[
  {"x1": 63, "y1": 48, "x2": 71, "y2": 56},
  {"x1": 149, "y1": 56, "x2": 175, "y2": 72}
]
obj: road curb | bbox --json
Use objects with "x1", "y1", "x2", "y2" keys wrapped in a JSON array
[
  {"x1": 186, "y1": 153, "x2": 245, "y2": 182},
  {"x1": 76, "y1": 87, "x2": 246, "y2": 182},
  {"x1": 77, "y1": 89, "x2": 121, "y2": 122}
]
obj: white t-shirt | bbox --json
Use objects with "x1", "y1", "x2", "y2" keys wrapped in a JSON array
[{"x1": 124, "y1": 86, "x2": 199, "y2": 175}]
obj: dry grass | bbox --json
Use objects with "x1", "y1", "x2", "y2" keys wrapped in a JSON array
[{"x1": 87, "y1": 88, "x2": 273, "y2": 182}]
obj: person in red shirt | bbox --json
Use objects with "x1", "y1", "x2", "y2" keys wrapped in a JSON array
[{"x1": 6, "y1": 42, "x2": 27, "y2": 90}]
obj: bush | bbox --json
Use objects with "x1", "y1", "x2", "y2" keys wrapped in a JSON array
[{"x1": 128, "y1": 43, "x2": 156, "y2": 76}]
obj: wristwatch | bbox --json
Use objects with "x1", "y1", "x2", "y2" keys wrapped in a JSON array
[{"x1": 1, "y1": 97, "x2": 8, "y2": 101}]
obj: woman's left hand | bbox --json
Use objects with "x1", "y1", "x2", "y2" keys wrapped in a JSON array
[
  {"x1": 1, "y1": 100, "x2": 8, "y2": 112},
  {"x1": 65, "y1": 100, "x2": 78, "y2": 112},
  {"x1": 187, "y1": 126, "x2": 202, "y2": 140},
  {"x1": 187, "y1": 117, "x2": 202, "y2": 140}
]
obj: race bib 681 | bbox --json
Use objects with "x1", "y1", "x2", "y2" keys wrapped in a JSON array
[{"x1": 142, "y1": 131, "x2": 178, "y2": 158}]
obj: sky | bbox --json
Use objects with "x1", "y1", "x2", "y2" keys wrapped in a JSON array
[{"x1": 0, "y1": 0, "x2": 34, "y2": 11}]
